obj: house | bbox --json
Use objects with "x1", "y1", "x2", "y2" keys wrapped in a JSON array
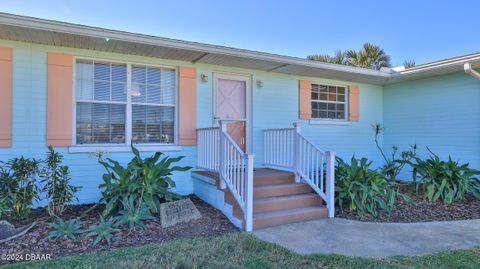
[{"x1": 0, "y1": 13, "x2": 479, "y2": 231}]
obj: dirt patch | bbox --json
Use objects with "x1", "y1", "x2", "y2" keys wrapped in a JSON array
[
  {"x1": 0, "y1": 196, "x2": 238, "y2": 265},
  {"x1": 336, "y1": 183, "x2": 480, "y2": 223}
]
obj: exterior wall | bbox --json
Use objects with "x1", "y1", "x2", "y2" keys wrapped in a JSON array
[
  {"x1": 383, "y1": 72, "x2": 480, "y2": 178},
  {"x1": 251, "y1": 76, "x2": 384, "y2": 167},
  {"x1": 0, "y1": 39, "x2": 383, "y2": 204}
]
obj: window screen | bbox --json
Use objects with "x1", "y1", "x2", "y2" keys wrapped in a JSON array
[{"x1": 76, "y1": 60, "x2": 127, "y2": 144}]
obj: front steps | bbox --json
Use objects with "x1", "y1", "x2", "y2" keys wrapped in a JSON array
[{"x1": 192, "y1": 168, "x2": 327, "y2": 230}]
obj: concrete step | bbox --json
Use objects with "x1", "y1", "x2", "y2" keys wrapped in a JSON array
[
  {"x1": 254, "y1": 183, "x2": 312, "y2": 198},
  {"x1": 254, "y1": 193, "x2": 323, "y2": 213},
  {"x1": 253, "y1": 206, "x2": 328, "y2": 229}
]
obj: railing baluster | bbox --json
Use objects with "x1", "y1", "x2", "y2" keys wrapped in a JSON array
[
  {"x1": 261, "y1": 123, "x2": 335, "y2": 220},
  {"x1": 320, "y1": 154, "x2": 324, "y2": 193}
]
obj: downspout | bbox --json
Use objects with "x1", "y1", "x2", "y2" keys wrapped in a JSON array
[{"x1": 464, "y1": 63, "x2": 480, "y2": 80}]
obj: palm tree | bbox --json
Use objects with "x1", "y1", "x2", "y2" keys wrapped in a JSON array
[
  {"x1": 307, "y1": 50, "x2": 347, "y2": 65},
  {"x1": 402, "y1": 60, "x2": 416, "y2": 69},
  {"x1": 346, "y1": 43, "x2": 391, "y2": 70}
]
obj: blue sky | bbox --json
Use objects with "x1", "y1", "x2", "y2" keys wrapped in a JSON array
[{"x1": 1, "y1": 0, "x2": 478, "y2": 66}]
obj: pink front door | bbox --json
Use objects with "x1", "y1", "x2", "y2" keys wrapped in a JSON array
[{"x1": 215, "y1": 77, "x2": 247, "y2": 151}]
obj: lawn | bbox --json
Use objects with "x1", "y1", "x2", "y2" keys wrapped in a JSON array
[{"x1": 2, "y1": 233, "x2": 479, "y2": 269}]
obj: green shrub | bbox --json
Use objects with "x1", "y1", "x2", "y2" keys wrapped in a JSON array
[
  {"x1": 372, "y1": 123, "x2": 417, "y2": 181},
  {"x1": 86, "y1": 215, "x2": 119, "y2": 246},
  {"x1": 0, "y1": 157, "x2": 40, "y2": 219},
  {"x1": 48, "y1": 218, "x2": 85, "y2": 240},
  {"x1": 335, "y1": 156, "x2": 412, "y2": 217},
  {"x1": 410, "y1": 148, "x2": 480, "y2": 203},
  {"x1": 0, "y1": 197, "x2": 8, "y2": 218},
  {"x1": 41, "y1": 146, "x2": 80, "y2": 216},
  {"x1": 98, "y1": 145, "x2": 191, "y2": 216},
  {"x1": 114, "y1": 196, "x2": 154, "y2": 232}
]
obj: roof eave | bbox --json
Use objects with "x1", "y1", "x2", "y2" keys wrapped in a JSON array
[{"x1": 0, "y1": 12, "x2": 391, "y2": 84}]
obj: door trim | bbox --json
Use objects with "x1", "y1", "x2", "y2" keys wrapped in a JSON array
[{"x1": 213, "y1": 72, "x2": 252, "y2": 154}]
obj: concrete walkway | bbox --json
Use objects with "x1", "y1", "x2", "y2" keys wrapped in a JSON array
[{"x1": 254, "y1": 218, "x2": 480, "y2": 257}]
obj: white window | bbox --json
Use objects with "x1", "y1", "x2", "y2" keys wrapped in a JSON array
[
  {"x1": 74, "y1": 59, "x2": 176, "y2": 145},
  {"x1": 311, "y1": 84, "x2": 347, "y2": 120}
]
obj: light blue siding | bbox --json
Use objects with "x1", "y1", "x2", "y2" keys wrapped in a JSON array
[
  {"x1": 251, "y1": 74, "x2": 384, "y2": 167},
  {"x1": 0, "y1": 39, "x2": 383, "y2": 204},
  {"x1": 384, "y1": 72, "x2": 480, "y2": 178}
]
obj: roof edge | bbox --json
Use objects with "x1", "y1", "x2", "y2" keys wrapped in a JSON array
[
  {"x1": 397, "y1": 53, "x2": 480, "y2": 75},
  {"x1": 0, "y1": 12, "x2": 391, "y2": 79}
]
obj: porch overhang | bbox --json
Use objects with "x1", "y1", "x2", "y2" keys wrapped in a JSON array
[{"x1": 0, "y1": 12, "x2": 390, "y2": 85}]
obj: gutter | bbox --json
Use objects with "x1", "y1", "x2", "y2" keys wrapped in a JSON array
[{"x1": 464, "y1": 63, "x2": 480, "y2": 80}]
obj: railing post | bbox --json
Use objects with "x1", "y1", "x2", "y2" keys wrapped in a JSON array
[
  {"x1": 219, "y1": 121, "x2": 227, "y2": 190},
  {"x1": 326, "y1": 151, "x2": 336, "y2": 218},
  {"x1": 293, "y1": 122, "x2": 301, "y2": 183},
  {"x1": 245, "y1": 153, "x2": 255, "y2": 232}
]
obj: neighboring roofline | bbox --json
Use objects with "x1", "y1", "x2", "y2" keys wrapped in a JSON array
[
  {"x1": 0, "y1": 12, "x2": 390, "y2": 79},
  {"x1": 396, "y1": 52, "x2": 480, "y2": 75}
]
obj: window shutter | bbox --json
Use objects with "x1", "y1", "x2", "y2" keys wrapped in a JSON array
[
  {"x1": 47, "y1": 52, "x2": 73, "y2": 146},
  {"x1": 299, "y1": 80, "x2": 312, "y2": 119},
  {"x1": 178, "y1": 66, "x2": 196, "y2": 145},
  {"x1": 348, "y1": 85, "x2": 360, "y2": 121},
  {"x1": 0, "y1": 47, "x2": 12, "y2": 147}
]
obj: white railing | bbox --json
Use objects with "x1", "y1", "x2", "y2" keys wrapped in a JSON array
[
  {"x1": 197, "y1": 127, "x2": 221, "y2": 172},
  {"x1": 263, "y1": 128, "x2": 296, "y2": 168},
  {"x1": 263, "y1": 123, "x2": 336, "y2": 218},
  {"x1": 196, "y1": 121, "x2": 254, "y2": 231}
]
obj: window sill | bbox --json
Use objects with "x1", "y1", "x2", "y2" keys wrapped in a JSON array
[
  {"x1": 309, "y1": 119, "x2": 351, "y2": 126},
  {"x1": 69, "y1": 145, "x2": 183, "y2": 153}
]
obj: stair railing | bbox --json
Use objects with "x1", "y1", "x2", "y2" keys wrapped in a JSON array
[
  {"x1": 263, "y1": 122, "x2": 335, "y2": 218},
  {"x1": 197, "y1": 120, "x2": 254, "y2": 231}
]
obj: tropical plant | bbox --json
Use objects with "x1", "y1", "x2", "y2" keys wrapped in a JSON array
[
  {"x1": 0, "y1": 197, "x2": 8, "y2": 218},
  {"x1": 0, "y1": 167, "x2": 13, "y2": 217},
  {"x1": 409, "y1": 148, "x2": 480, "y2": 203},
  {"x1": 307, "y1": 50, "x2": 347, "y2": 65},
  {"x1": 372, "y1": 123, "x2": 417, "y2": 181},
  {"x1": 402, "y1": 60, "x2": 416, "y2": 69},
  {"x1": 0, "y1": 157, "x2": 40, "y2": 219},
  {"x1": 86, "y1": 215, "x2": 120, "y2": 246},
  {"x1": 114, "y1": 196, "x2": 154, "y2": 232},
  {"x1": 346, "y1": 43, "x2": 391, "y2": 70},
  {"x1": 335, "y1": 156, "x2": 413, "y2": 216},
  {"x1": 41, "y1": 146, "x2": 80, "y2": 216},
  {"x1": 98, "y1": 145, "x2": 191, "y2": 216},
  {"x1": 48, "y1": 218, "x2": 85, "y2": 240}
]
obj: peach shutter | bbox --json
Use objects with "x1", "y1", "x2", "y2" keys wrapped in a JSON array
[
  {"x1": 178, "y1": 66, "x2": 197, "y2": 145},
  {"x1": 0, "y1": 47, "x2": 12, "y2": 147},
  {"x1": 299, "y1": 80, "x2": 312, "y2": 120},
  {"x1": 348, "y1": 85, "x2": 360, "y2": 121},
  {"x1": 47, "y1": 52, "x2": 73, "y2": 146}
]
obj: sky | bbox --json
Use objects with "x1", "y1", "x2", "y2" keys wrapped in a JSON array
[{"x1": 0, "y1": 0, "x2": 479, "y2": 66}]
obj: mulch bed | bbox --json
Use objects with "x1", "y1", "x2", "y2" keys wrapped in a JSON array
[
  {"x1": 336, "y1": 183, "x2": 480, "y2": 223},
  {"x1": 0, "y1": 195, "x2": 238, "y2": 265}
]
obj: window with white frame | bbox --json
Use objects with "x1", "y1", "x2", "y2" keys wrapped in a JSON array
[
  {"x1": 74, "y1": 59, "x2": 176, "y2": 145},
  {"x1": 311, "y1": 84, "x2": 347, "y2": 120}
]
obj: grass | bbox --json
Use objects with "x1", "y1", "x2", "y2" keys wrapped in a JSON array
[{"x1": 2, "y1": 233, "x2": 479, "y2": 269}]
